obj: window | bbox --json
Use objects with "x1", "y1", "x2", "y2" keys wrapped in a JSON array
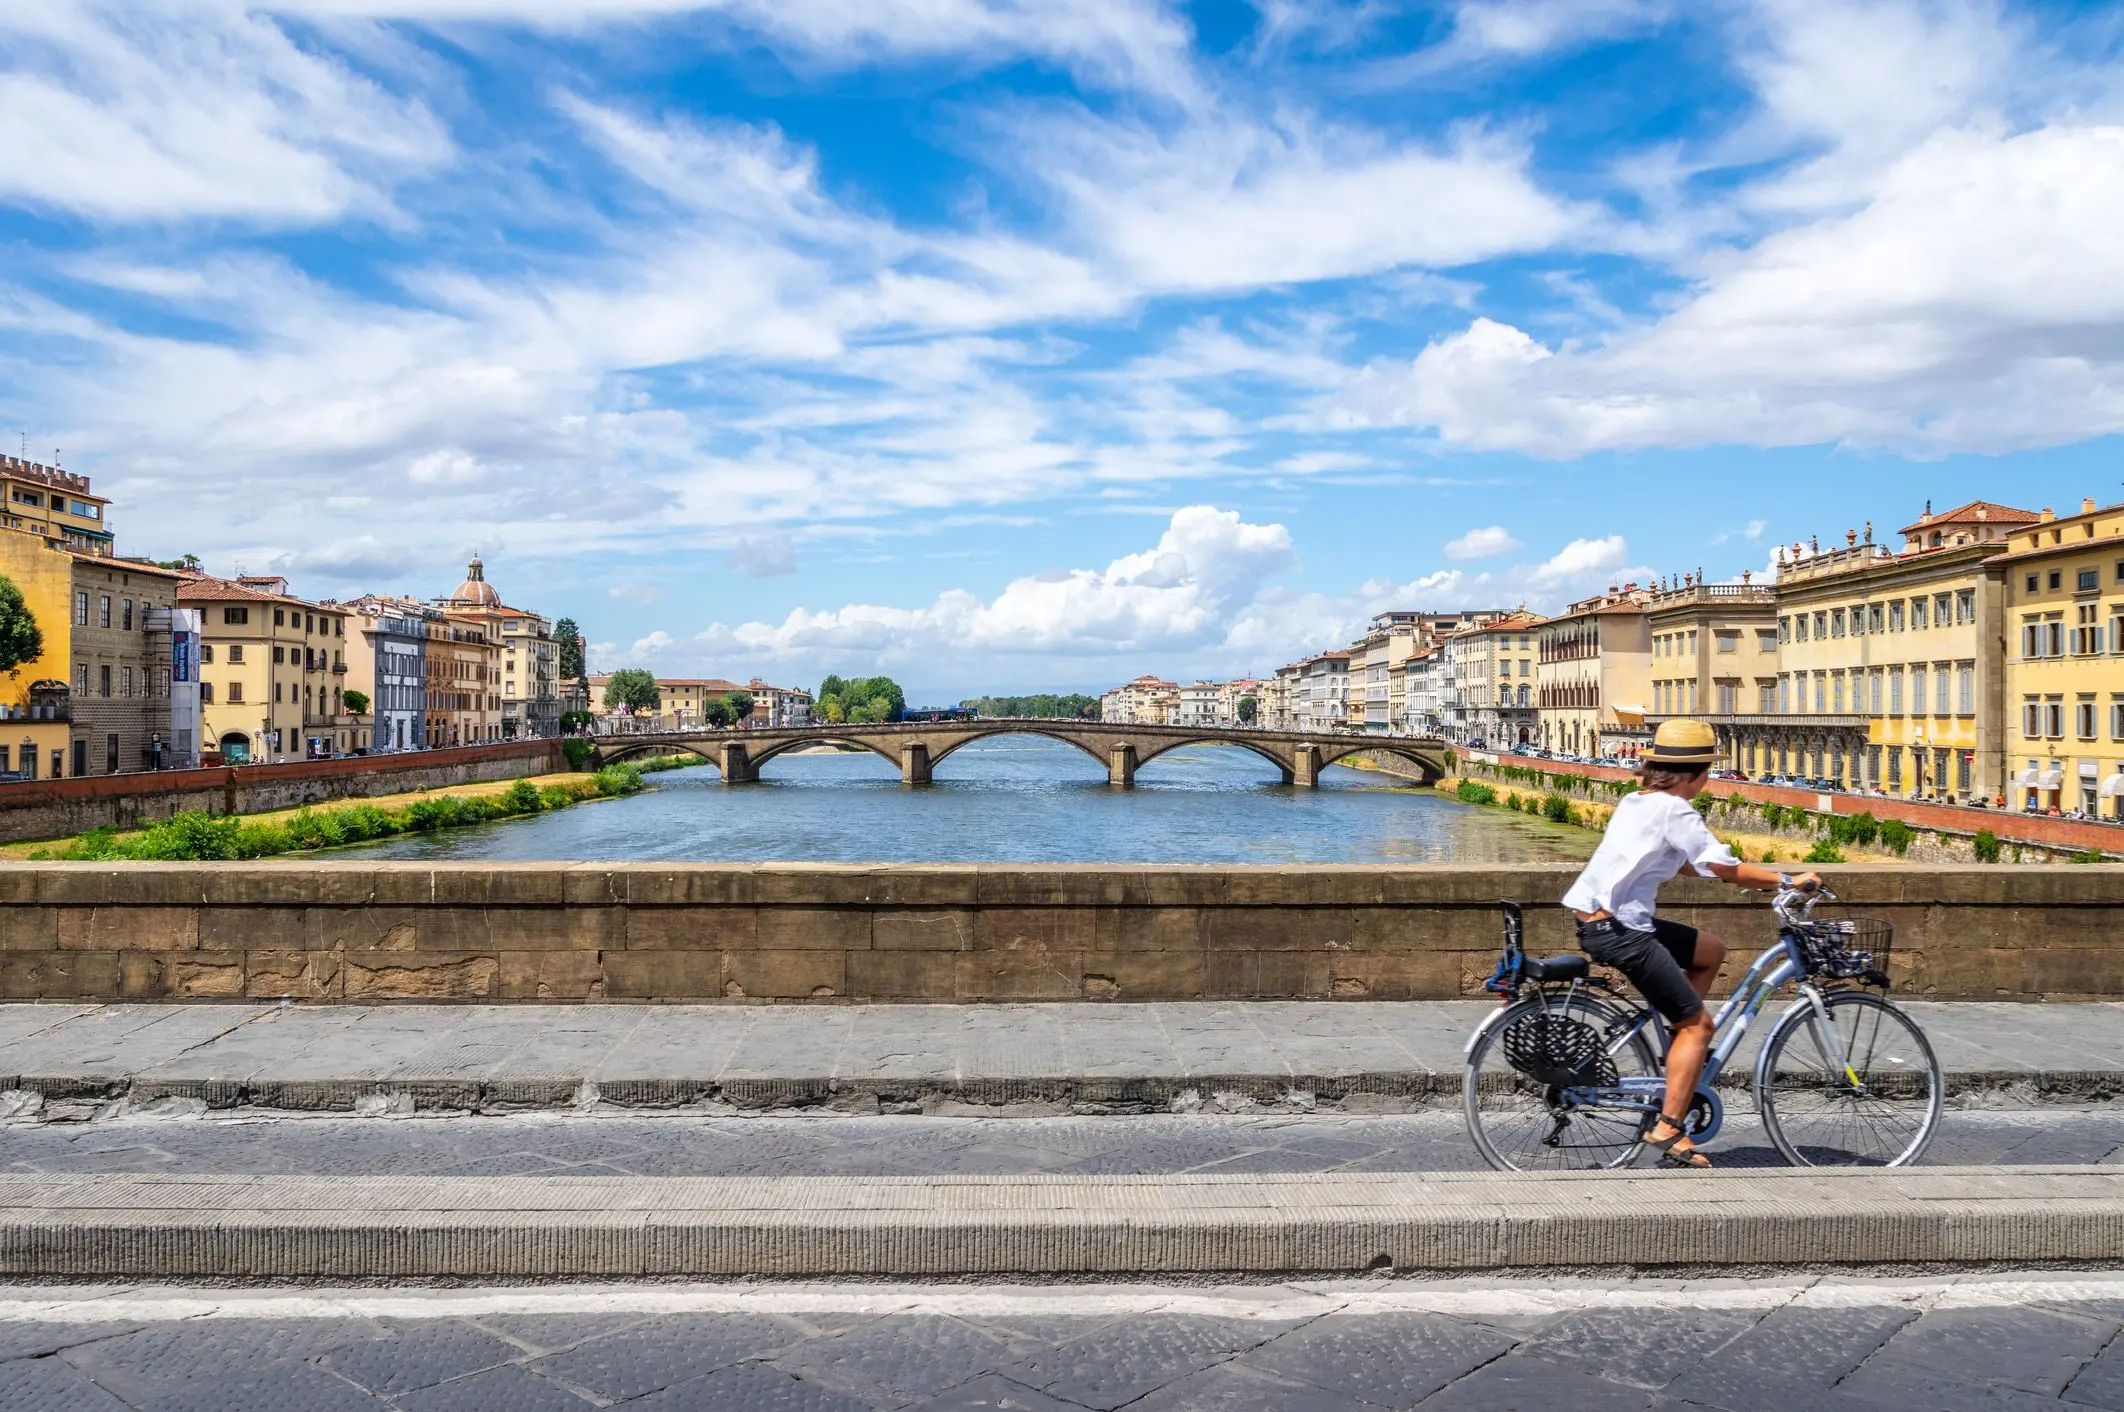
[
  {"x1": 200, "y1": 644, "x2": 213, "y2": 663},
  {"x1": 1832, "y1": 674, "x2": 1845, "y2": 713},
  {"x1": 1794, "y1": 615, "x2": 1809, "y2": 642},
  {"x1": 1760, "y1": 682, "x2": 1777, "y2": 713},
  {"x1": 223, "y1": 607, "x2": 248, "y2": 625},
  {"x1": 1715, "y1": 631, "x2": 1738, "y2": 654},
  {"x1": 2048, "y1": 620, "x2": 2065, "y2": 656},
  {"x1": 74, "y1": 661, "x2": 88, "y2": 694},
  {"x1": 1912, "y1": 598, "x2": 1928, "y2": 629},
  {"x1": 1867, "y1": 746, "x2": 1881, "y2": 787},
  {"x1": 1958, "y1": 753, "x2": 1972, "y2": 793},
  {"x1": 2025, "y1": 701, "x2": 2043, "y2": 738},
  {"x1": 1912, "y1": 665, "x2": 1926, "y2": 712},
  {"x1": 1756, "y1": 629, "x2": 1777, "y2": 654},
  {"x1": 104, "y1": 734, "x2": 117, "y2": 775},
  {"x1": 1778, "y1": 677, "x2": 1790, "y2": 713},
  {"x1": 2081, "y1": 569, "x2": 2101, "y2": 592},
  {"x1": 1814, "y1": 675, "x2": 1826, "y2": 712},
  {"x1": 1957, "y1": 664, "x2": 1974, "y2": 715},
  {"x1": 2080, "y1": 701, "x2": 2099, "y2": 740},
  {"x1": 200, "y1": 682, "x2": 214, "y2": 704},
  {"x1": 2050, "y1": 572, "x2": 2063, "y2": 591},
  {"x1": 2048, "y1": 701, "x2": 2066, "y2": 737},
  {"x1": 1889, "y1": 669, "x2": 1903, "y2": 714},
  {"x1": 2024, "y1": 622, "x2": 2041, "y2": 658},
  {"x1": 74, "y1": 591, "x2": 88, "y2": 626},
  {"x1": 1851, "y1": 607, "x2": 1866, "y2": 637},
  {"x1": 1889, "y1": 601, "x2": 1905, "y2": 631},
  {"x1": 1831, "y1": 609, "x2": 1846, "y2": 637},
  {"x1": 1813, "y1": 612, "x2": 1829, "y2": 639},
  {"x1": 228, "y1": 645, "x2": 244, "y2": 664},
  {"x1": 98, "y1": 665, "x2": 110, "y2": 697},
  {"x1": 2027, "y1": 573, "x2": 2041, "y2": 593},
  {"x1": 1870, "y1": 670, "x2": 1884, "y2": 714},
  {"x1": 1868, "y1": 603, "x2": 1883, "y2": 633},
  {"x1": 1936, "y1": 667, "x2": 1951, "y2": 716},
  {"x1": 274, "y1": 609, "x2": 285, "y2": 627},
  {"x1": 273, "y1": 646, "x2": 284, "y2": 664},
  {"x1": 119, "y1": 667, "x2": 132, "y2": 697},
  {"x1": 1888, "y1": 748, "x2": 1902, "y2": 788},
  {"x1": 1778, "y1": 616, "x2": 1791, "y2": 643},
  {"x1": 1957, "y1": 590, "x2": 1975, "y2": 624},
  {"x1": 121, "y1": 599, "x2": 132, "y2": 631},
  {"x1": 2114, "y1": 702, "x2": 2124, "y2": 740}
]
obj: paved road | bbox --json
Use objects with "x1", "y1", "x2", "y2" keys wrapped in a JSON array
[
  {"x1": 5, "y1": 1275, "x2": 2124, "y2": 1410},
  {"x1": 5, "y1": 1109, "x2": 2122, "y2": 1177},
  {"x1": 3, "y1": 1001, "x2": 2118, "y2": 1115}
]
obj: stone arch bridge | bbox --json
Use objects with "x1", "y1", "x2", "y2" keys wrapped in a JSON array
[{"x1": 597, "y1": 720, "x2": 1449, "y2": 788}]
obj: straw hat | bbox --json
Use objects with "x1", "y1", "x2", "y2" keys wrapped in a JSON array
[{"x1": 1647, "y1": 718, "x2": 1718, "y2": 768}]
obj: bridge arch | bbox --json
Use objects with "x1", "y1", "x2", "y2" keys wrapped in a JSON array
[
  {"x1": 597, "y1": 739, "x2": 721, "y2": 768},
  {"x1": 1130, "y1": 735, "x2": 1304, "y2": 779},
  {"x1": 741, "y1": 735, "x2": 907, "y2": 773},
  {"x1": 1311, "y1": 738, "x2": 1448, "y2": 784},
  {"x1": 922, "y1": 723, "x2": 1116, "y2": 774}
]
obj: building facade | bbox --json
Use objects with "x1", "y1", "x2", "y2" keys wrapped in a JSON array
[
  {"x1": 1995, "y1": 498, "x2": 2124, "y2": 814},
  {"x1": 1397, "y1": 646, "x2": 1443, "y2": 735},
  {"x1": 1175, "y1": 682, "x2": 1223, "y2": 728},
  {"x1": 424, "y1": 617, "x2": 500, "y2": 746},
  {"x1": 1294, "y1": 652, "x2": 1348, "y2": 733},
  {"x1": 1444, "y1": 611, "x2": 1541, "y2": 749},
  {"x1": 439, "y1": 557, "x2": 559, "y2": 738},
  {"x1": 0, "y1": 527, "x2": 185, "y2": 779},
  {"x1": 182, "y1": 576, "x2": 357, "y2": 763},
  {"x1": 1766, "y1": 503, "x2": 2024, "y2": 800},
  {"x1": 1099, "y1": 675, "x2": 1179, "y2": 724},
  {"x1": 0, "y1": 453, "x2": 113, "y2": 556},
  {"x1": 333, "y1": 595, "x2": 433, "y2": 752},
  {"x1": 1643, "y1": 577, "x2": 1779, "y2": 771},
  {"x1": 1536, "y1": 587, "x2": 1653, "y2": 758}
]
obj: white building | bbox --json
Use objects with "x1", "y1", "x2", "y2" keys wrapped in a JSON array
[
  {"x1": 1296, "y1": 652, "x2": 1349, "y2": 732},
  {"x1": 1175, "y1": 681, "x2": 1223, "y2": 728},
  {"x1": 1398, "y1": 646, "x2": 1443, "y2": 736}
]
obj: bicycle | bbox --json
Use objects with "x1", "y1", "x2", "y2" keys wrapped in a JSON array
[{"x1": 1462, "y1": 890, "x2": 1942, "y2": 1171}]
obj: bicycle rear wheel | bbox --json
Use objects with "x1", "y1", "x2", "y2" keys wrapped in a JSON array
[
  {"x1": 1757, "y1": 990, "x2": 1941, "y2": 1167},
  {"x1": 1463, "y1": 992, "x2": 1661, "y2": 1172}
]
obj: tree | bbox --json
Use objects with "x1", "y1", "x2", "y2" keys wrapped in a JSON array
[
  {"x1": 154, "y1": 553, "x2": 202, "y2": 573},
  {"x1": 1236, "y1": 695, "x2": 1258, "y2": 724},
  {"x1": 961, "y1": 694, "x2": 1099, "y2": 719},
  {"x1": 702, "y1": 696, "x2": 736, "y2": 728},
  {"x1": 0, "y1": 575, "x2": 43, "y2": 675},
  {"x1": 603, "y1": 668, "x2": 660, "y2": 713},
  {"x1": 553, "y1": 617, "x2": 586, "y2": 680},
  {"x1": 342, "y1": 689, "x2": 370, "y2": 717},
  {"x1": 817, "y1": 674, "x2": 904, "y2": 724},
  {"x1": 725, "y1": 689, "x2": 755, "y2": 724}
]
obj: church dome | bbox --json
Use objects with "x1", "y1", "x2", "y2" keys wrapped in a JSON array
[{"x1": 451, "y1": 555, "x2": 501, "y2": 607}]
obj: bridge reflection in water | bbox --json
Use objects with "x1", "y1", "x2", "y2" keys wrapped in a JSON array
[{"x1": 597, "y1": 721, "x2": 1449, "y2": 788}]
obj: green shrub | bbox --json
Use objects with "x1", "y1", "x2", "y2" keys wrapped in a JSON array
[
  {"x1": 2070, "y1": 850, "x2": 2108, "y2": 864},
  {"x1": 1542, "y1": 793, "x2": 1572, "y2": 823},
  {"x1": 1455, "y1": 780, "x2": 1497, "y2": 805},
  {"x1": 503, "y1": 778, "x2": 543, "y2": 814},
  {"x1": 1803, "y1": 839, "x2": 1846, "y2": 864},
  {"x1": 1725, "y1": 792, "x2": 1748, "y2": 815},
  {"x1": 594, "y1": 762, "x2": 647, "y2": 797},
  {"x1": 1878, "y1": 818, "x2": 1914, "y2": 856},
  {"x1": 1760, "y1": 803, "x2": 1784, "y2": 830},
  {"x1": 1691, "y1": 791, "x2": 1713, "y2": 816},
  {"x1": 405, "y1": 798, "x2": 452, "y2": 832},
  {"x1": 562, "y1": 738, "x2": 597, "y2": 770},
  {"x1": 1972, "y1": 828, "x2": 2001, "y2": 863}
]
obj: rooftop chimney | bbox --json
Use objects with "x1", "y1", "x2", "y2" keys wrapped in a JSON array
[
  {"x1": 2040, "y1": 508, "x2": 2056, "y2": 522},
  {"x1": 2085, "y1": 497, "x2": 2099, "y2": 514}
]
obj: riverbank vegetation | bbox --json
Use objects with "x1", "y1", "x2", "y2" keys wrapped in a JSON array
[
  {"x1": 26, "y1": 753, "x2": 700, "y2": 863},
  {"x1": 960, "y1": 693, "x2": 1099, "y2": 719}
]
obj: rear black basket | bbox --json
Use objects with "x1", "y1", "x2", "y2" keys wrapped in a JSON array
[
  {"x1": 1500, "y1": 1010, "x2": 1618, "y2": 1089},
  {"x1": 1793, "y1": 917, "x2": 1892, "y2": 981}
]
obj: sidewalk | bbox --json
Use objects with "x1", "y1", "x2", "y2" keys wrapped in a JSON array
[{"x1": 1, "y1": 1000, "x2": 2114, "y2": 1114}]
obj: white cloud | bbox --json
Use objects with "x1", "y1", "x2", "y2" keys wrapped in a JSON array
[
  {"x1": 607, "y1": 582, "x2": 665, "y2": 604},
  {"x1": 726, "y1": 537, "x2": 798, "y2": 578},
  {"x1": 1442, "y1": 524, "x2": 1521, "y2": 561},
  {"x1": 0, "y1": 2, "x2": 448, "y2": 223}
]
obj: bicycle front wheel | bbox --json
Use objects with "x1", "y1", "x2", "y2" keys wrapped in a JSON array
[
  {"x1": 1464, "y1": 992, "x2": 1661, "y2": 1172},
  {"x1": 1757, "y1": 990, "x2": 1942, "y2": 1167}
]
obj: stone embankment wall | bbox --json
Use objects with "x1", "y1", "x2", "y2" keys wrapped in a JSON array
[
  {"x1": 1, "y1": 862, "x2": 2117, "y2": 1003},
  {"x1": 0, "y1": 741, "x2": 567, "y2": 844}
]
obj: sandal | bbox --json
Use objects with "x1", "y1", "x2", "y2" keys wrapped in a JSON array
[{"x1": 1645, "y1": 1122, "x2": 1712, "y2": 1169}]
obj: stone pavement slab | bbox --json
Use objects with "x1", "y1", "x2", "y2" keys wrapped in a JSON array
[
  {"x1": 4, "y1": 1165, "x2": 2124, "y2": 1278},
  {"x1": 0, "y1": 1001, "x2": 2116, "y2": 1116}
]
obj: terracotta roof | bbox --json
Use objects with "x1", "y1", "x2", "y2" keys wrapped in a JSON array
[
  {"x1": 178, "y1": 575, "x2": 318, "y2": 607},
  {"x1": 1899, "y1": 500, "x2": 2039, "y2": 535}
]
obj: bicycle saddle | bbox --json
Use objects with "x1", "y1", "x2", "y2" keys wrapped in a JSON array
[{"x1": 1521, "y1": 954, "x2": 1589, "y2": 983}]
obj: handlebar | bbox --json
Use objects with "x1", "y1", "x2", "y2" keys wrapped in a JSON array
[{"x1": 1772, "y1": 883, "x2": 1836, "y2": 926}]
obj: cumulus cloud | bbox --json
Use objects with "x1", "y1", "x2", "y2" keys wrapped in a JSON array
[{"x1": 1442, "y1": 524, "x2": 1520, "y2": 561}]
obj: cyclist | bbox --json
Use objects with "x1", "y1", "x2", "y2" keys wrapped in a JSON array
[{"x1": 1560, "y1": 719, "x2": 1819, "y2": 1168}]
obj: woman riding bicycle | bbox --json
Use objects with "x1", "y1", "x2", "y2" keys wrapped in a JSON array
[{"x1": 1561, "y1": 719, "x2": 1819, "y2": 1168}]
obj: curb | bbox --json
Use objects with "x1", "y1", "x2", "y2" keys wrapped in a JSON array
[
  {"x1": 7, "y1": 1067, "x2": 2123, "y2": 1118},
  {"x1": 3, "y1": 1167, "x2": 2122, "y2": 1277}
]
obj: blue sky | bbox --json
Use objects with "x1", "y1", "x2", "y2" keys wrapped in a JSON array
[{"x1": 4, "y1": 1, "x2": 2124, "y2": 702}]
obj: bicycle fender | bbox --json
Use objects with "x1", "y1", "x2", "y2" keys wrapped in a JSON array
[{"x1": 1462, "y1": 1003, "x2": 1519, "y2": 1056}]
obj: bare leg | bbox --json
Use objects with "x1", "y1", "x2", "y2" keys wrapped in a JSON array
[{"x1": 1654, "y1": 931, "x2": 1727, "y2": 1161}]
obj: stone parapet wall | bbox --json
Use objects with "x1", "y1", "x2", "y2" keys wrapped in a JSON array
[
  {"x1": 0, "y1": 741, "x2": 567, "y2": 844},
  {"x1": 1, "y1": 863, "x2": 2117, "y2": 1003}
]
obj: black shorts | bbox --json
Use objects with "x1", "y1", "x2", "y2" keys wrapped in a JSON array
[{"x1": 1577, "y1": 917, "x2": 1703, "y2": 1024}]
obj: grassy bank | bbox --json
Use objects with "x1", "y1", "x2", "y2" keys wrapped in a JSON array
[{"x1": 23, "y1": 752, "x2": 702, "y2": 862}]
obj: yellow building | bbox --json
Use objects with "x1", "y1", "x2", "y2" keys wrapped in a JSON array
[
  {"x1": 181, "y1": 576, "x2": 356, "y2": 763},
  {"x1": 0, "y1": 453, "x2": 113, "y2": 556},
  {"x1": 1535, "y1": 586, "x2": 1653, "y2": 759},
  {"x1": 0, "y1": 529, "x2": 184, "y2": 779},
  {"x1": 1995, "y1": 497, "x2": 2124, "y2": 815},
  {"x1": 1645, "y1": 576, "x2": 1779, "y2": 771},
  {"x1": 1768, "y1": 502, "x2": 2030, "y2": 800},
  {"x1": 424, "y1": 616, "x2": 499, "y2": 747},
  {"x1": 438, "y1": 556, "x2": 558, "y2": 739}
]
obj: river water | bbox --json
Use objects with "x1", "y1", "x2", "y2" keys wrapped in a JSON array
[{"x1": 360, "y1": 735, "x2": 1593, "y2": 864}]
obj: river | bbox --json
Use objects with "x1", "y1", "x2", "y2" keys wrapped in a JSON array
[{"x1": 358, "y1": 735, "x2": 1594, "y2": 864}]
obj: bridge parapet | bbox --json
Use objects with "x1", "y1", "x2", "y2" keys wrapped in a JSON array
[{"x1": 597, "y1": 721, "x2": 1448, "y2": 789}]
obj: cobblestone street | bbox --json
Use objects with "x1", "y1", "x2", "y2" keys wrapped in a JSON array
[{"x1": 5, "y1": 1275, "x2": 2124, "y2": 1410}]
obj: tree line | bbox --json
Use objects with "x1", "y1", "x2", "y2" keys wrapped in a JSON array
[{"x1": 960, "y1": 693, "x2": 1099, "y2": 719}]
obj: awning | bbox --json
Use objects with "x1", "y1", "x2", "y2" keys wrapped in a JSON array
[
  {"x1": 1610, "y1": 706, "x2": 1646, "y2": 725},
  {"x1": 2099, "y1": 774, "x2": 2124, "y2": 799},
  {"x1": 2038, "y1": 769, "x2": 2065, "y2": 790},
  {"x1": 2014, "y1": 768, "x2": 2040, "y2": 786}
]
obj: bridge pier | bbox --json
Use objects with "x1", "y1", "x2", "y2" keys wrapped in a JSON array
[
  {"x1": 1291, "y1": 745, "x2": 1321, "y2": 789},
  {"x1": 1108, "y1": 743, "x2": 1137, "y2": 788},
  {"x1": 900, "y1": 743, "x2": 932, "y2": 787},
  {"x1": 718, "y1": 741, "x2": 758, "y2": 785}
]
